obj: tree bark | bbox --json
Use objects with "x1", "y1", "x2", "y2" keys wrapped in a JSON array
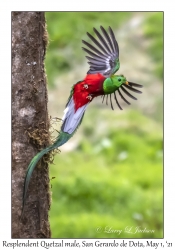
[{"x1": 12, "y1": 12, "x2": 51, "y2": 238}]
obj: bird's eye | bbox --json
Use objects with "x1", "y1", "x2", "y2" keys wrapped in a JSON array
[{"x1": 118, "y1": 78, "x2": 121, "y2": 82}]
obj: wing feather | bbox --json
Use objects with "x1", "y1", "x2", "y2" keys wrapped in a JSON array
[
  {"x1": 108, "y1": 26, "x2": 119, "y2": 55},
  {"x1": 86, "y1": 32, "x2": 108, "y2": 54},
  {"x1": 82, "y1": 26, "x2": 120, "y2": 77},
  {"x1": 93, "y1": 27, "x2": 112, "y2": 54},
  {"x1": 82, "y1": 40, "x2": 106, "y2": 58},
  {"x1": 85, "y1": 56, "x2": 105, "y2": 64},
  {"x1": 100, "y1": 26, "x2": 115, "y2": 53},
  {"x1": 82, "y1": 47, "x2": 106, "y2": 60}
]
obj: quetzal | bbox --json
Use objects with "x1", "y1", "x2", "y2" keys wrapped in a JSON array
[{"x1": 22, "y1": 26, "x2": 142, "y2": 214}]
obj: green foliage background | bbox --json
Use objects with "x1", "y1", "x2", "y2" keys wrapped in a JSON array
[{"x1": 45, "y1": 12, "x2": 163, "y2": 238}]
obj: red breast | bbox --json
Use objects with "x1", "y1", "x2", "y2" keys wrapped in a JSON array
[{"x1": 73, "y1": 73, "x2": 106, "y2": 111}]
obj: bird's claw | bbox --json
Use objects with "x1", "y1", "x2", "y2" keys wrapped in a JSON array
[
  {"x1": 86, "y1": 95, "x2": 92, "y2": 101},
  {"x1": 83, "y1": 84, "x2": 88, "y2": 89}
]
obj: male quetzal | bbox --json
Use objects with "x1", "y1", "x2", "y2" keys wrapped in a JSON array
[{"x1": 22, "y1": 26, "x2": 142, "y2": 213}]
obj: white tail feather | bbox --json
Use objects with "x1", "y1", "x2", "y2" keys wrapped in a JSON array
[{"x1": 61, "y1": 97, "x2": 88, "y2": 134}]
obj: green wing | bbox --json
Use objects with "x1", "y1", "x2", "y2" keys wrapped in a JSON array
[{"x1": 82, "y1": 26, "x2": 120, "y2": 77}]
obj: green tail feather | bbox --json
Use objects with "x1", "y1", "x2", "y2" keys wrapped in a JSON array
[{"x1": 22, "y1": 131, "x2": 72, "y2": 216}]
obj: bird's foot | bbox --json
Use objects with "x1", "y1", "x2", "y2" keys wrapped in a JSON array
[
  {"x1": 86, "y1": 95, "x2": 92, "y2": 101},
  {"x1": 83, "y1": 84, "x2": 88, "y2": 89}
]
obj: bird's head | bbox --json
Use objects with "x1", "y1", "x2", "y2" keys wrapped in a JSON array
[
  {"x1": 111, "y1": 74, "x2": 128, "y2": 88},
  {"x1": 102, "y1": 74, "x2": 142, "y2": 110}
]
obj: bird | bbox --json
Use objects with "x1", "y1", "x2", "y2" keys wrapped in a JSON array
[{"x1": 22, "y1": 26, "x2": 143, "y2": 215}]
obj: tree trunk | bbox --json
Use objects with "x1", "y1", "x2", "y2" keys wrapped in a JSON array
[{"x1": 12, "y1": 12, "x2": 51, "y2": 238}]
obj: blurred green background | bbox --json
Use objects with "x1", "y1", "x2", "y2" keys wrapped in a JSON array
[{"x1": 45, "y1": 12, "x2": 163, "y2": 238}]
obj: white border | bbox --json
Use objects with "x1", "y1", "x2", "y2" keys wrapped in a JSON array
[{"x1": 0, "y1": 1, "x2": 174, "y2": 246}]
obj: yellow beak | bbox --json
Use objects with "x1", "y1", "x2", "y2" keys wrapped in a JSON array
[{"x1": 125, "y1": 81, "x2": 129, "y2": 85}]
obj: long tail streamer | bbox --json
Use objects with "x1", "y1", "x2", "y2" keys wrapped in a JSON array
[{"x1": 21, "y1": 131, "x2": 71, "y2": 218}]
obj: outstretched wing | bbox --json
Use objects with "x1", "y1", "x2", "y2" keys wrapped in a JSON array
[{"x1": 82, "y1": 26, "x2": 120, "y2": 77}]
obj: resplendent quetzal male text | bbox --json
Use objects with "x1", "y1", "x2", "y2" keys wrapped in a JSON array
[{"x1": 22, "y1": 26, "x2": 143, "y2": 213}]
